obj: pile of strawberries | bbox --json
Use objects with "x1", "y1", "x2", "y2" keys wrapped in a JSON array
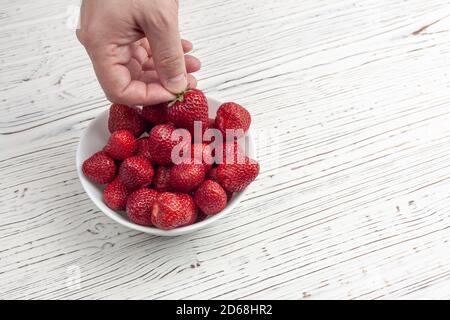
[{"x1": 82, "y1": 89, "x2": 259, "y2": 230}]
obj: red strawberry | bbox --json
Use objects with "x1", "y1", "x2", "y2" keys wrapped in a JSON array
[
  {"x1": 208, "y1": 118, "x2": 216, "y2": 129},
  {"x1": 167, "y1": 89, "x2": 209, "y2": 137},
  {"x1": 153, "y1": 166, "x2": 172, "y2": 192},
  {"x1": 104, "y1": 130, "x2": 138, "y2": 161},
  {"x1": 194, "y1": 180, "x2": 227, "y2": 215},
  {"x1": 197, "y1": 211, "x2": 208, "y2": 222},
  {"x1": 82, "y1": 151, "x2": 116, "y2": 184},
  {"x1": 136, "y1": 137, "x2": 153, "y2": 161},
  {"x1": 119, "y1": 156, "x2": 154, "y2": 190},
  {"x1": 108, "y1": 104, "x2": 147, "y2": 137},
  {"x1": 142, "y1": 103, "x2": 168, "y2": 125},
  {"x1": 148, "y1": 124, "x2": 191, "y2": 166},
  {"x1": 104, "y1": 178, "x2": 129, "y2": 210},
  {"x1": 151, "y1": 192, "x2": 197, "y2": 230},
  {"x1": 206, "y1": 167, "x2": 218, "y2": 182},
  {"x1": 215, "y1": 102, "x2": 251, "y2": 139},
  {"x1": 217, "y1": 141, "x2": 245, "y2": 165},
  {"x1": 191, "y1": 143, "x2": 214, "y2": 171},
  {"x1": 216, "y1": 157, "x2": 259, "y2": 192},
  {"x1": 206, "y1": 168, "x2": 234, "y2": 200},
  {"x1": 170, "y1": 163, "x2": 205, "y2": 192},
  {"x1": 186, "y1": 208, "x2": 199, "y2": 225},
  {"x1": 126, "y1": 188, "x2": 158, "y2": 226}
]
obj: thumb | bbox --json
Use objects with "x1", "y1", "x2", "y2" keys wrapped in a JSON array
[{"x1": 141, "y1": 5, "x2": 187, "y2": 94}]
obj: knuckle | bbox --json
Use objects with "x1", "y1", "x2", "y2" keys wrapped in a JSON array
[
  {"x1": 114, "y1": 90, "x2": 128, "y2": 103},
  {"x1": 148, "y1": 6, "x2": 178, "y2": 33},
  {"x1": 76, "y1": 28, "x2": 95, "y2": 48},
  {"x1": 158, "y1": 52, "x2": 183, "y2": 69},
  {"x1": 76, "y1": 29, "x2": 86, "y2": 44},
  {"x1": 105, "y1": 91, "x2": 120, "y2": 104}
]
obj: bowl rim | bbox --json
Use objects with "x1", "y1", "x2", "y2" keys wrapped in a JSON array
[{"x1": 76, "y1": 97, "x2": 255, "y2": 236}]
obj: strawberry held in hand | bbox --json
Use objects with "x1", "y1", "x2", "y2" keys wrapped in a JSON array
[
  {"x1": 108, "y1": 104, "x2": 147, "y2": 137},
  {"x1": 167, "y1": 89, "x2": 209, "y2": 136},
  {"x1": 151, "y1": 192, "x2": 197, "y2": 230}
]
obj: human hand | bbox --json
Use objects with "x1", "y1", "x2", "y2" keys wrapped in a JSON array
[{"x1": 77, "y1": 0, "x2": 200, "y2": 106}]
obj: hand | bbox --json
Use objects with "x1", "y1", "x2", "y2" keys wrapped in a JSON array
[{"x1": 76, "y1": 0, "x2": 201, "y2": 106}]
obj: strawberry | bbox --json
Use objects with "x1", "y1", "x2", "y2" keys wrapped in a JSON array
[
  {"x1": 108, "y1": 104, "x2": 147, "y2": 137},
  {"x1": 216, "y1": 157, "x2": 259, "y2": 192},
  {"x1": 167, "y1": 89, "x2": 209, "y2": 137},
  {"x1": 82, "y1": 151, "x2": 116, "y2": 184},
  {"x1": 151, "y1": 192, "x2": 197, "y2": 230},
  {"x1": 217, "y1": 141, "x2": 245, "y2": 165},
  {"x1": 153, "y1": 166, "x2": 172, "y2": 192},
  {"x1": 206, "y1": 167, "x2": 218, "y2": 182},
  {"x1": 148, "y1": 124, "x2": 191, "y2": 166},
  {"x1": 196, "y1": 211, "x2": 208, "y2": 222},
  {"x1": 136, "y1": 137, "x2": 153, "y2": 161},
  {"x1": 119, "y1": 156, "x2": 154, "y2": 190},
  {"x1": 191, "y1": 143, "x2": 214, "y2": 171},
  {"x1": 142, "y1": 103, "x2": 168, "y2": 125},
  {"x1": 104, "y1": 130, "x2": 138, "y2": 161},
  {"x1": 208, "y1": 118, "x2": 216, "y2": 129},
  {"x1": 170, "y1": 163, "x2": 205, "y2": 192},
  {"x1": 126, "y1": 188, "x2": 158, "y2": 226},
  {"x1": 215, "y1": 102, "x2": 251, "y2": 139},
  {"x1": 103, "y1": 178, "x2": 130, "y2": 210},
  {"x1": 194, "y1": 180, "x2": 227, "y2": 215},
  {"x1": 186, "y1": 207, "x2": 199, "y2": 225}
]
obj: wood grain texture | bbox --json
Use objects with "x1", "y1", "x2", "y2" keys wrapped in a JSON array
[{"x1": 1, "y1": 0, "x2": 450, "y2": 299}]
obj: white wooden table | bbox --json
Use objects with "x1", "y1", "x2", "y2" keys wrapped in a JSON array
[{"x1": 1, "y1": 0, "x2": 450, "y2": 300}]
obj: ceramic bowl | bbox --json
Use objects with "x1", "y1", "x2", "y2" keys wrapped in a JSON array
[{"x1": 76, "y1": 97, "x2": 256, "y2": 236}]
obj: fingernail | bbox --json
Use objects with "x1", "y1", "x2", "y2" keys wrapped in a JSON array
[{"x1": 167, "y1": 73, "x2": 187, "y2": 93}]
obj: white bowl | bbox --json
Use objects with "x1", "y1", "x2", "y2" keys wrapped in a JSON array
[{"x1": 76, "y1": 97, "x2": 256, "y2": 236}]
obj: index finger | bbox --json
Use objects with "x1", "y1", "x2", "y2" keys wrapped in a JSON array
[{"x1": 91, "y1": 48, "x2": 176, "y2": 106}]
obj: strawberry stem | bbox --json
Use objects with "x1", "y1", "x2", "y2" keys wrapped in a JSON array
[{"x1": 168, "y1": 87, "x2": 191, "y2": 107}]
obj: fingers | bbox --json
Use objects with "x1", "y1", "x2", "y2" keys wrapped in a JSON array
[
  {"x1": 183, "y1": 55, "x2": 201, "y2": 73},
  {"x1": 118, "y1": 80, "x2": 177, "y2": 106},
  {"x1": 91, "y1": 51, "x2": 198, "y2": 106},
  {"x1": 181, "y1": 39, "x2": 194, "y2": 54},
  {"x1": 140, "y1": 3, "x2": 187, "y2": 94},
  {"x1": 187, "y1": 74, "x2": 198, "y2": 89},
  {"x1": 91, "y1": 53, "x2": 175, "y2": 106},
  {"x1": 139, "y1": 71, "x2": 197, "y2": 89},
  {"x1": 92, "y1": 51, "x2": 198, "y2": 106},
  {"x1": 135, "y1": 39, "x2": 195, "y2": 72},
  {"x1": 131, "y1": 43, "x2": 149, "y2": 65},
  {"x1": 142, "y1": 54, "x2": 201, "y2": 73},
  {"x1": 139, "y1": 38, "x2": 193, "y2": 57}
]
